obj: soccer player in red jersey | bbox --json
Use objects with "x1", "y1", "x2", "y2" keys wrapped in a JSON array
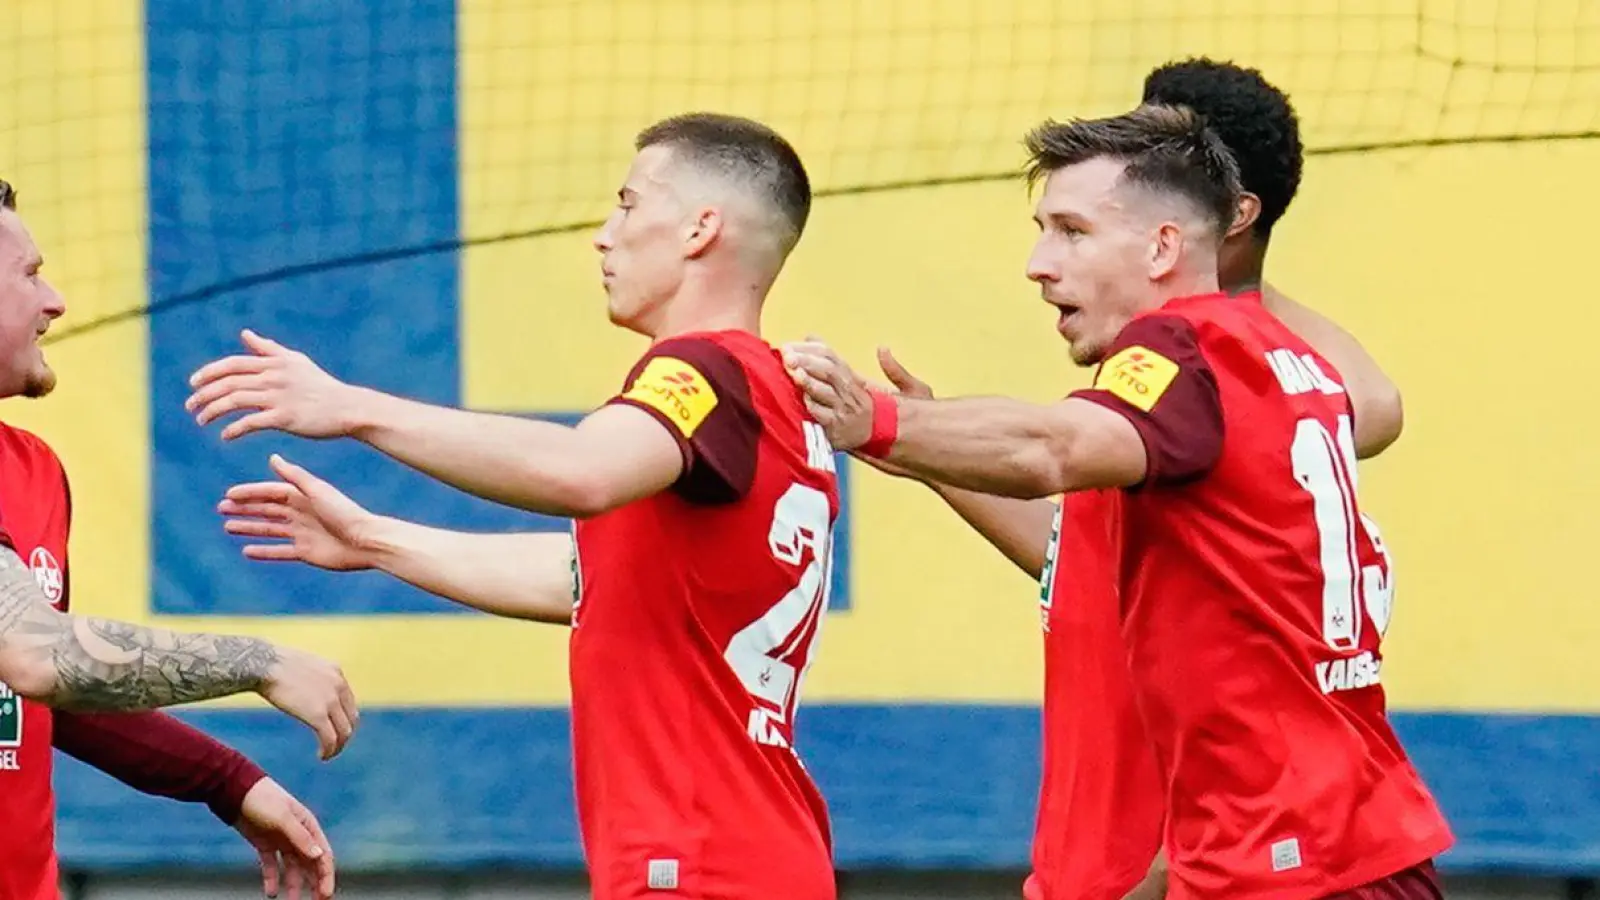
[
  {"x1": 786, "y1": 106, "x2": 1452, "y2": 899},
  {"x1": 857, "y1": 61, "x2": 1413, "y2": 900},
  {"x1": 188, "y1": 113, "x2": 841, "y2": 899},
  {"x1": 0, "y1": 180, "x2": 360, "y2": 900}
]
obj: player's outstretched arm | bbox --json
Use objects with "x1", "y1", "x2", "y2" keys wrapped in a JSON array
[
  {"x1": 0, "y1": 560, "x2": 357, "y2": 759},
  {"x1": 186, "y1": 331, "x2": 682, "y2": 519},
  {"x1": 867, "y1": 347, "x2": 1057, "y2": 578},
  {"x1": 1261, "y1": 285, "x2": 1403, "y2": 458},
  {"x1": 223, "y1": 455, "x2": 576, "y2": 624},
  {"x1": 786, "y1": 341, "x2": 1147, "y2": 499}
]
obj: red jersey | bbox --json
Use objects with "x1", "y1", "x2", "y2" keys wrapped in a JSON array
[
  {"x1": 1024, "y1": 490, "x2": 1164, "y2": 900},
  {"x1": 0, "y1": 424, "x2": 72, "y2": 900},
  {"x1": 571, "y1": 330, "x2": 839, "y2": 900},
  {"x1": 1068, "y1": 292, "x2": 1453, "y2": 899}
]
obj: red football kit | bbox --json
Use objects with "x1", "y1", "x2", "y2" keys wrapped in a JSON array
[
  {"x1": 571, "y1": 330, "x2": 840, "y2": 900},
  {"x1": 1023, "y1": 489, "x2": 1164, "y2": 900},
  {"x1": 0, "y1": 424, "x2": 265, "y2": 900},
  {"x1": 1064, "y1": 291, "x2": 1453, "y2": 899}
]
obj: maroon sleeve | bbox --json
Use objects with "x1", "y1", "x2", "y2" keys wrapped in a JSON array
[
  {"x1": 1069, "y1": 314, "x2": 1224, "y2": 488},
  {"x1": 52, "y1": 711, "x2": 268, "y2": 825},
  {"x1": 607, "y1": 337, "x2": 761, "y2": 504}
]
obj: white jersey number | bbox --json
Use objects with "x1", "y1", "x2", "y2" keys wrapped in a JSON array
[
  {"x1": 724, "y1": 482, "x2": 834, "y2": 748},
  {"x1": 1290, "y1": 414, "x2": 1395, "y2": 650}
]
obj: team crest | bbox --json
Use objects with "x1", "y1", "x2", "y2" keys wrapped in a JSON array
[{"x1": 29, "y1": 547, "x2": 62, "y2": 606}]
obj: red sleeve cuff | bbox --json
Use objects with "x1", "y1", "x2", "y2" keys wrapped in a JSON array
[{"x1": 52, "y1": 711, "x2": 269, "y2": 825}]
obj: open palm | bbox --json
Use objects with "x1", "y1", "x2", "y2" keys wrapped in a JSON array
[{"x1": 220, "y1": 454, "x2": 376, "y2": 571}]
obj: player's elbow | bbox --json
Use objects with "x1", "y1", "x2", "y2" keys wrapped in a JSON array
[
  {"x1": 1354, "y1": 381, "x2": 1405, "y2": 459},
  {"x1": 536, "y1": 468, "x2": 615, "y2": 520},
  {"x1": 1002, "y1": 432, "x2": 1086, "y2": 499}
]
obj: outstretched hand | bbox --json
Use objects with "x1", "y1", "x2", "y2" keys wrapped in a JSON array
[
  {"x1": 220, "y1": 454, "x2": 378, "y2": 572},
  {"x1": 187, "y1": 330, "x2": 363, "y2": 442}
]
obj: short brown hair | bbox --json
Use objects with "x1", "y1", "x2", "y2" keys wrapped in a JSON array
[
  {"x1": 636, "y1": 113, "x2": 811, "y2": 252},
  {"x1": 0, "y1": 181, "x2": 17, "y2": 211},
  {"x1": 1023, "y1": 105, "x2": 1241, "y2": 239}
]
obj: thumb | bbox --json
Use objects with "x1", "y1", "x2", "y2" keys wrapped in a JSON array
[
  {"x1": 877, "y1": 346, "x2": 924, "y2": 392},
  {"x1": 268, "y1": 454, "x2": 322, "y2": 495},
  {"x1": 241, "y1": 328, "x2": 287, "y2": 357},
  {"x1": 277, "y1": 806, "x2": 325, "y2": 861}
]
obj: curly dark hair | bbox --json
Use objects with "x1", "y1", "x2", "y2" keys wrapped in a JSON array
[{"x1": 1142, "y1": 58, "x2": 1302, "y2": 239}]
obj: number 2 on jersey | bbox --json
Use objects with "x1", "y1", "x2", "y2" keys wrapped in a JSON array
[
  {"x1": 1291, "y1": 414, "x2": 1395, "y2": 651},
  {"x1": 724, "y1": 482, "x2": 833, "y2": 749}
]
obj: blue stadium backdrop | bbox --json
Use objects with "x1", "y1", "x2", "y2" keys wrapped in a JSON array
[{"x1": 5, "y1": 0, "x2": 1598, "y2": 877}]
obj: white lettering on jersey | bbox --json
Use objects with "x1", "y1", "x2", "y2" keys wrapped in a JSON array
[
  {"x1": 1266, "y1": 349, "x2": 1345, "y2": 397},
  {"x1": 1315, "y1": 650, "x2": 1383, "y2": 695},
  {"x1": 803, "y1": 421, "x2": 836, "y2": 474},
  {"x1": 0, "y1": 749, "x2": 18, "y2": 771}
]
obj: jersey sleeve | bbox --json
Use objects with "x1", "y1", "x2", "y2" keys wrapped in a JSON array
[
  {"x1": 607, "y1": 337, "x2": 761, "y2": 504},
  {"x1": 1069, "y1": 314, "x2": 1224, "y2": 489}
]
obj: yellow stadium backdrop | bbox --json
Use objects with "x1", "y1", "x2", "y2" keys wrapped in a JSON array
[{"x1": 3, "y1": 0, "x2": 1596, "y2": 874}]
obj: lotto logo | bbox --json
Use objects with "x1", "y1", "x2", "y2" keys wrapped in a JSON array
[
  {"x1": 660, "y1": 371, "x2": 701, "y2": 395},
  {"x1": 623, "y1": 356, "x2": 720, "y2": 438},
  {"x1": 1093, "y1": 345, "x2": 1179, "y2": 412},
  {"x1": 0, "y1": 682, "x2": 22, "y2": 748}
]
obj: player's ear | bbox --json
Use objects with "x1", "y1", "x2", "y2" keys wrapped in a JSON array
[
  {"x1": 682, "y1": 207, "x2": 722, "y2": 260},
  {"x1": 1228, "y1": 193, "x2": 1262, "y2": 239},
  {"x1": 1148, "y1": 222, "x2": 1182, "y2": 280}
]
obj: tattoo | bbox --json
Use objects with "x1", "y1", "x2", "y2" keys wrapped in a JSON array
[{"x1": 0, "y1": 547, "x2": 278, "y2": 711}]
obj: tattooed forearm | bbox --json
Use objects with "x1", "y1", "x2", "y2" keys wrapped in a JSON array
[{"x1": 0, "y1": 548, "x2": 279, "y2": 711}]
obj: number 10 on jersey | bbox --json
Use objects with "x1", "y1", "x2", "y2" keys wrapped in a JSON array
[{"x1": 1292, "y1": 414, "x2": 1395, "y2": 652}]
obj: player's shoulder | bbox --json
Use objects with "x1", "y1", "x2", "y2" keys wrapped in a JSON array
[{"x1": 0, "y1": 422, "x2": 63, "y2": 468}]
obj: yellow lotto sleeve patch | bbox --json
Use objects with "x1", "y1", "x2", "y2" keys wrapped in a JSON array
[
  {"x1": 1092, "y1": 345, "x2": 1181, "y2": 412},
  {"x1": 621, "y1": 356, "x2": 720, "y2": 437}
]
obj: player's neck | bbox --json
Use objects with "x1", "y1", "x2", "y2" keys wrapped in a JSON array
[
  {"x1": 648, "y1": 284, "x2": 763, "y2": 342},
  {"x1": 1219, "y1": 238, "x2": 1268, "y2": 294},
  {"x1": 1155, "y1": 268, "x2": 1223, "y2": 307}
]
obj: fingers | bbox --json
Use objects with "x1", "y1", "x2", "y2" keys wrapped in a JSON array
[
  {"x1": 219, "y1": 498, "x2": 292, "y2": 521},
  {"x1": 789, "y1": 365, "x2": 842, "y2": 410},
  {"x1": 877, "y1": 346, "x2": 927, "y2": 395},
  {"x1": 192, "y1": 387, "x2": 273, "y2": 428},
  {"x1": 241, "y1": 328, "x2": 291, "y2": 357},
  {"x1": 221, "y1": 409, "x2": 290, "y2": 442},
  {"x1": 308, "y1": 711, "x2": 340, "y2": 761},
  {"x1": 243, "y1": 544, "x2": 306, "y2": 562},
  {"x1": 337, "y1": 678, "x2": 360, "y2": 742},
  {"x1": 225, "y1": 482, "x2": 295, "y2": 505},
  {"x1": 269, "y1": 454, "x2": 325, "y2": 495},
  {"x1": 225, "y1": 519, "x2": 295, "y2": 540},
  {"x1": 300, "y1": 809, "x2": 338, "y2": 899},
  {"x1": 188, "y1": 354, "x2": 274, "y2": 391},
  {"x1": 186, "y1": 372, "x2": 270, "y2": 416},
  {"x1": 256, "y1": 847, "x2": 281, "y2": 899},
  {"x1": 274, "y1": 808, "x2": 324, "y2": 866},
  {"x1": 284, "y1": 855, "x2": 305, "y2": 900},
  {"x1": 328, "y1": 701, "x2": 355, "y2": 761}
]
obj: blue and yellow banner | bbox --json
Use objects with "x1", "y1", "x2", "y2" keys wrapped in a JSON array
[{"x1": 6, "y1": 0, "x2": 1599, "y2": 875}]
